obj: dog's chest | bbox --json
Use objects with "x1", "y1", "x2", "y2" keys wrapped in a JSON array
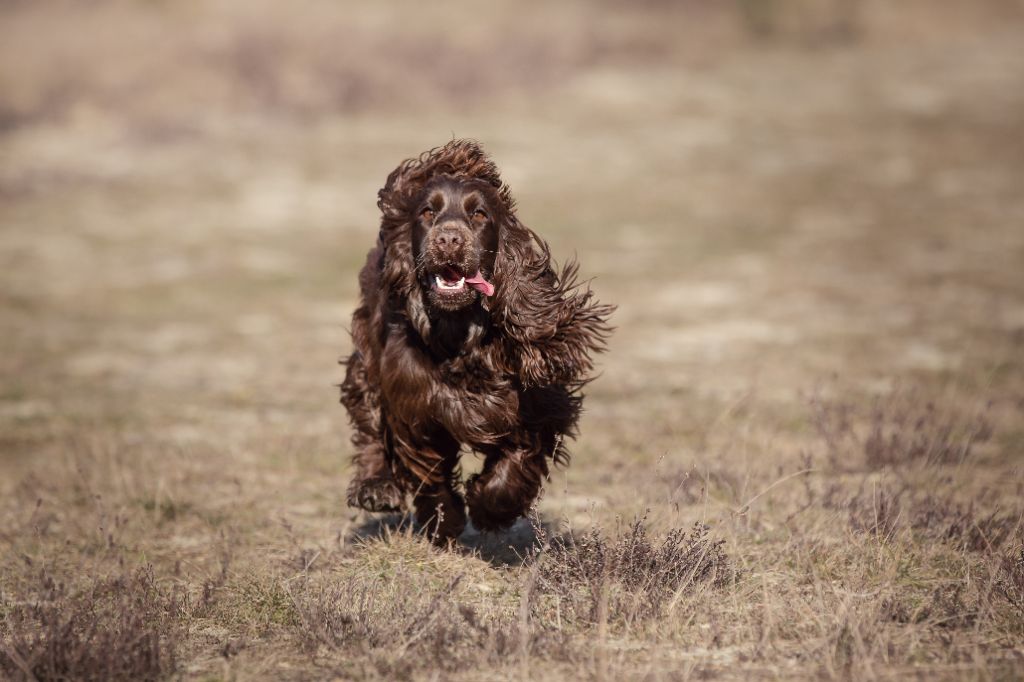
[{"x1": 438, "y1": 355, "x2": 494, "y2": 395}]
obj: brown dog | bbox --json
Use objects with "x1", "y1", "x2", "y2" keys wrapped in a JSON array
[{"x1": 341, "y1": 140, "x2": 612, "y2": 543}]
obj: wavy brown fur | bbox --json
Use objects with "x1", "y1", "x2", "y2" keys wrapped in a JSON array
[{"x1": 341, "y1": 140, "x2": 613, "y2": 543}]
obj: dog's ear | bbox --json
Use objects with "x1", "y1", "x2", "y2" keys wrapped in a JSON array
[
  {"x1": 376, "y1": 162, "x2": 418, "y2": 306},
  {"x1": 490, "y1": 216, "x2": 614, "y2": 388},
  {"x1": 378, "y1": 227, "x2": 431, "y2": 340},
  {"x1": 376, "y1": 155, "x2": 431, "y2": 338}
]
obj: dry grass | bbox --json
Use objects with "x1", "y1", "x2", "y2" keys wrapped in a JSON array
[
  {"x1": 2, "y1": 0, "x2": 1024, "y2": 679},
  {"x1": 533, "y1": 518, "x2": 734, "y2": 626},
  {"x1": 810, "y1": 390, "x2": 995, "y2": 471},
  {"x1": 1, "y1": 565, "x2": 182, "y2": 681}
]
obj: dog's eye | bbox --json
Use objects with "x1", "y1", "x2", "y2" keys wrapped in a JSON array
[
  {"x1": 472, "y1": 209, "x2": 487, "y2": 221},
  {"x1": 420, "y1": 208, "x2": 435, "y2": 221}
]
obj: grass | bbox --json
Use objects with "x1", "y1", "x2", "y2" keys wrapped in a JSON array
[
  {"x1": 1, "y1": 565, "x2": 183, "y2": 681},
  {"x1": 2, "y1": 0, "x2": 1024, "y2": 679}
]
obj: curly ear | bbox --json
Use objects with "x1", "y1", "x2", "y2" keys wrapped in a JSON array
[
  {"x1": 378, "y1": 231, "x2": 432, "y2": 341},
  {"x1": 490, "y1": 217, "x2": 614, "y2": 387}
]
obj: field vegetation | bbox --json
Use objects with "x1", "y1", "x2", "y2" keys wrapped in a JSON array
[{"x1": 2, "y1": 1, "x2": 1023, "y2": 679}]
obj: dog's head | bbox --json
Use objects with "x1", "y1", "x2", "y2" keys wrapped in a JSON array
[
  {"x1": 411, "y1": 174, "x2": 500, "y2": 312},
  {"x1": 373, "y1": 139, "x2": 613, "y2": 383},
  {"x1": 376, "y1": 140, "x2": 521, "y2": 319}
]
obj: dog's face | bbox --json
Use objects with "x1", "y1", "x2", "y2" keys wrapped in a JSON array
[{"x1": 412, "y1": 175, "x2": 500, "y2": 312}]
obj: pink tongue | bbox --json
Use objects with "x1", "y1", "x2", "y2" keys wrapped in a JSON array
[{"x1": 465, "y1": 271, "x2": 494, "y2": 297}]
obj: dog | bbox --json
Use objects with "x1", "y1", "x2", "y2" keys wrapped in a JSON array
[{"x1": 341, "y1": 140, "x2": 613, "y2": 543}]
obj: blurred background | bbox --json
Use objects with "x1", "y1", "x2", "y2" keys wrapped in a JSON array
[
  {"x1": 4, "y1": 0, "x2": 1024, "y2": 524},
  {"x1": 4, "y1": 0, "x2": 1023, "y2": 457},
  {"x1": 2, "y1": 1, "x2": 1024, "y2": 677},
  {"x1": 3, "y1": 0, "x2": 1024, "y2": 511}
]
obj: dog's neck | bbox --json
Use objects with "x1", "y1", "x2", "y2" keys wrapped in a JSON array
[
  {"x1": 402, "y1": 289, "x2": 490, "y2": 359},
  {"x1": 428, "y1": 304, "x2": 489, "y2": 358},
  {"x1": 419, "y1": 312, "x2": 488, "y2": 361}
]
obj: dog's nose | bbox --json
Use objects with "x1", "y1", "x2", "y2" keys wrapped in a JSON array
[{"x1": 434, "y1": 225, "x2": 465, "y2": 249}]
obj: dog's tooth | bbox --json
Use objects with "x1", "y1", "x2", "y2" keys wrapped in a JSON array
[{"x1": 434, "y1": 274, "x2": 465, "y2": 290}]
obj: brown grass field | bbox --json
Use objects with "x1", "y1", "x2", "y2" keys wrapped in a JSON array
[{"x1": 2, "y1": 1, "x2": 1024, "y2": 679}]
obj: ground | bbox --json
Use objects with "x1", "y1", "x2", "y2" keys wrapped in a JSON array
[{"x1": 1, "y1": 1, "x2": 1023, "y2": 680}]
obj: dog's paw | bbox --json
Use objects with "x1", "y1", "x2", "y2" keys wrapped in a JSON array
[{"x1": 348, "y1": 477, "x2": 404, "y2": 513}]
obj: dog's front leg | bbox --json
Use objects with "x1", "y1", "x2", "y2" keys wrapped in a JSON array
[
  {"x1": 465, "y1": 441, "x2": 549, "y2": 532},
  {"x1": 341, "y1": 348, "x2": 404, "y2": 513},
  {"x1": 390, "y1": 428, "x2": 467, "y2": 545}
]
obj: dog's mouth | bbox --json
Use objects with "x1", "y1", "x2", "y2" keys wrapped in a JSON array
[
  {"x1": 433, "y1": 265, "x2": 466, "y2": 292},
  {"x1": 431, "y1": 265, "x2": 494, "y2": 297}
]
